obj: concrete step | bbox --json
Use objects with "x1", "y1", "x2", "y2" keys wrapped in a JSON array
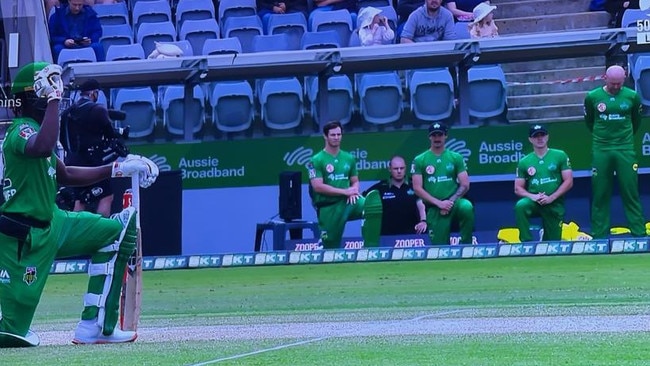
[
  {"x1": 507, "y1": 78, "x2": 602, "y2": 95},
  {"x1": 495, "y1": 12, "x2": 610, "y2": 35},
  {"x1": 506, "y1": 66, "x2": 605, "y2": 83},
  {"x1": 506, "y1": 91, "x2": 587, "y2": 108},
  {"x1": 501, "y1": 56, "x2": 607, "y2": 73},
  {"x1": 507, "y1": 103, "x2": 584, "y2": 121},
  {"x1": 493, "y1": 0, "x2": 589, "y2": 19}
]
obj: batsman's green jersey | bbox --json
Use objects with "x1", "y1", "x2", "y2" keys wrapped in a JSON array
[
  {"x1": 1, "y1": 118, "x2": 57, "y2": 221},
  {"x1": 584, "y1": 86, "x2": 645, "y2": 238},
  {"x1": 515, "y1": 149, "x2": 571, "y2": 241},
  {"x1": 307, "y1": 150, "x2": 364, "y2": 249}
]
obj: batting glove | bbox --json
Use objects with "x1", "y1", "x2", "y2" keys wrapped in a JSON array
[
  {"x1": 112, "y1": 154, "x2": 160, "y2": 188},
  {"x1": 33, "y1": 64, "x2": 64, "y2": 102}
]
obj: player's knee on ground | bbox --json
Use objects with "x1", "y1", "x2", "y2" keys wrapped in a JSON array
[
  {"x1": 456, "y1": 199, "x2": 474, "y2": 217},
  {"x1": 514, "y1": 198, "x2": 532, "y2": 215}
]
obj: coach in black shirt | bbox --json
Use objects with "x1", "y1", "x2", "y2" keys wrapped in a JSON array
[{"x1": 363, "y1": 156, "x2": 428, "y2": 235}]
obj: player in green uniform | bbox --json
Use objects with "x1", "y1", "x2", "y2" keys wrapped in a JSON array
[
  {"x1": 584, "y1": 65, "x2": 646, "y2": 238},
  {"x1": 307, "y1": 121, "x2": 367, "y2": 249},
  {"x1": 0, "y1": 62, "x2": 158, "y2": 347},
  {"x1": 411, "y1": 123, "x2": 474, "y2": 245},
  {"x1": 514, "y1": 125, "x2": 574, "y2": 241}
]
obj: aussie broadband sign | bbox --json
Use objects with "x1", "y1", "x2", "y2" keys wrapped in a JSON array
[{"x1": 130, "y1": 120, "x2": 650, "y2": 189}]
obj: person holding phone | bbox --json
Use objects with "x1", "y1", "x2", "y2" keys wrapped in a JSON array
[
  {"x1": 357, "y1": 6, "x2": 395, "y2": 46},
  {"x1": 48, "y1": 0, "x2": 105, "y2": 62}
]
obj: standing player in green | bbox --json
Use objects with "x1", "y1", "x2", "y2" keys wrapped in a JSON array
[
  {"x1": 411, "y1": 123, "x2": 474, "y2": 245},
  {"x1": 307, "y1": 121, "x2": 367, "y2": 249},
  {"x1": 0, "y1": 62, "x2": 158, "y2": 347},
  {"x1": 514, "y1": 125, "x2": 573, "y2": 242},
  {"x1": 584, "y1": 65, "x2": 646, "y2": 238}
]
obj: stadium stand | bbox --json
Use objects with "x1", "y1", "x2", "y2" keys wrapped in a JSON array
[{"x1": 408, "y1": 68, "x2": 455, "y2": 122}]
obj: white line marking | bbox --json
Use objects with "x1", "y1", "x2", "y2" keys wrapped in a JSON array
[{"x1": 190, "y1": 309, "x2": 471, "y2": 366}]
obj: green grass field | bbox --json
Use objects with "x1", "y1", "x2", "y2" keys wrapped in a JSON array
[{"x1": 4, "y1": 254, "x2": 650, "y2": 365}]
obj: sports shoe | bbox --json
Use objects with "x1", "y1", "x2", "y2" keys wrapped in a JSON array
[
  {"x1": 110, "y1": 207, "x2": 137, "y2": 244},
  {"x1": 72, "y1": 320, "x2": 137, "y2": 345}
]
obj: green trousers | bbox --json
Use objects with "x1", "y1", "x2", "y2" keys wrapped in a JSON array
[
  {"x1": 591, "y1": 149, "x2": 646, "y2": 238},
  {"x1": 0, "y1": 209, "x2": 121, "y2": 338},
  {"x1": 515, "y1": 198, "x2": 564, "y2": 241},
  {"x1": 426, "y1": 198, "x2": 474, "y2": 245},
  {"x1": 317, "y1": 197, "x2": 365, "y2": 249}
]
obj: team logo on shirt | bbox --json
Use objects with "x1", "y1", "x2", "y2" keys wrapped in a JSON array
[
  {"x1": 325, "y1": 164, "x2": 334, "y2": 173},
  {"x1": 426, "y1": 165, "x2": 435, "y2": 174},
  {"x1": 633, "y1": 163, "x2": 638, "y2": 171},
  {"x1": 597, "y1": 103, "x2": 606, "y2": 113},
  {"x1": 23, "y1": 266, "x2": 37, "y2": 286},
  {"x1": 527, "y1": 167, "x2": 536, "y2": 176},
  {"x1": 18, "y1": 124, "x2": 36, "y2": 140}
]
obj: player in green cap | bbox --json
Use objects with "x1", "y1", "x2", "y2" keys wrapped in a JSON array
[
  {"x1": 0, "y1": 62, "x2": 159, "y2": 347},
  {"x1": 514, "y1": 125, "x2": 573, "y2": 242}
]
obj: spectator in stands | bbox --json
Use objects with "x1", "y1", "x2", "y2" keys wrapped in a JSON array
[
  {"x1": 357, "y1": 6, "x2": 395, "y2": 46},
  {"x1": 363, "y1": 156, "x2": 428, "y2": 236},
  {"x1": 400, "y1": 0, "x2": 455, "y2": 43},
  {"x1": 310, "y1": 0, "x2": 358, "y2": 27},
  {"x1": 411, "y1": 122, "x2": 474, "y2": 245},
  {"x1": 397, "y1": 0, "x2": 422, "y2": 40},
  {"x1": 468, "y1": 2, "x2": 498, "y2": 38},
  {"x1": 605, "y1": 0, "x2": 639, "y2": 28},
  {"x1": 514, "y1": 125, "x2": 573, "y2": 242},
  {"x1": 256, "y1": 0, "x2": 309, "y2": 30},
  {"x1": 45, "y1": 0, "x2": 125, "y2": 16},
  {"x1": 444, "y1": 0, "x2": 489, "y2": 22},
  {"x1": 49, "y1": 0, "x2": 105, "y2": 62}
]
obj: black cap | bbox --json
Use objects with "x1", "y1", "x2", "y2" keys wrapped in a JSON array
[
  {"x1": 79, "y1": 79, "x2": 100, "y2": 92},
  {"x1": 428, "y1": 122, "x2": 448, "y2": 135},
  {"x1": 529, "y1": 124, "x2": 548, "y2": 137}
]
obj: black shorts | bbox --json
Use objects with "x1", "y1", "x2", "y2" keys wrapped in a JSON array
[{"x1": 72, "y1": 178, "x2": 113, "y2": 204}]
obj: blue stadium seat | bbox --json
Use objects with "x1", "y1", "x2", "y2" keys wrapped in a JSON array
[
  {"x1": 409, "y1": 68, "x2": 455, "y2": 122},
  {"x1": 93, "y1": 3, "x2": 129, "y2": 26},
  {"x1": 105, "y1": 43, "x2": 145, "y2": 61},
  {"x1": 222, "y1": 15, "x2": 263, "y2": 53},
  {"x1": 633, "y1": 56, "x2": 650, "y2": 107},
  {"x1": 132, "y1": 0, "x2": 172, "y2": 34},
  {"x1": 219, "y1": 0, "x2": 257, "y2": 25},
  {"x1": 210, "y1": 81, "x2": 255, "y2": 132},
  {"x1": 57, "y1": 47, "x2": 97, "y2": 68},
  {"x1": 175, "y1": 0, "x2": 216, "y2": 30},
  {"x1": 310, "y1": 9, "x2": 353, "y2": 47},
  {"x1": 267, "y1": 12, "x2": 308, "y2": 51},
  {"x1": 162, "y1": 85, "x2": 206, "y2": 136},
  {"x1": 358, "y1": 71, "x2": 402, "y2": 125},
  {"x1": 99, "y1": 24, "x2": 133, "y2": 55},
  {"x1": 179, "y1": 19, "x2": 220, "y2": 56},
  {"x1": 112, "y1": 87, "x2": 157, "y2": 138},
  {"x1": 300, "y1": 30, "x2": 340, "y2": 49},
  {"x1": 467, "y1": 64, "x2": 507, "y2": 119},
  {"x1": 260, "y1": 78, "x2": 303, "y2": 130},
  {"x1": 252, "y1": 33, "x2": 291, "y2": 53},
  {"x1": 202, "y1": 37, "x2": 243, "y2": 55},
  {"x1": 348, "y1": 30, "x2": 360, "y2": 47},
  {"x1": 356, "y1": 0, "x2": 391, "y2": 9},
  {"x1": 136, "y1": 21, "x2": 177, "y2": 58},
  {"x1": 454, "y1": 21, "x2": 471, "y2": 40},
  {"x1": 307, "y1": 75, "x2": 354, "y2": 126},
  {"x1": 162, "y1": 40, "x2": 194, "y2": 56}
]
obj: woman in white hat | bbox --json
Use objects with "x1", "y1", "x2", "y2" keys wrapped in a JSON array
[
  {"x1": 469, "y1": 2, "x2": 498, "y2": 38},
  {"x1": 357, "y1": 6, "x2": 395, "y2": 46}
]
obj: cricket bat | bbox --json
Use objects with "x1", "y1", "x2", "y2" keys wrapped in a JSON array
[{"x1": 120, "y1": 175, "x2": 143, "y2": 331}]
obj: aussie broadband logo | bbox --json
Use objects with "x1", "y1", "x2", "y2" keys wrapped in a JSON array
[
  {"x1": 446, "y1": 138, "x2": 471, "y2": 161},
  {"x1": 178, "y1": 156, "x2": 245, "y2": 179},
  {"x1": 478, "y1": 140, "x2": 525, "y2": 164},
  {"x1": 284, "y1": 146, "x2": 314, "y2": 167}
]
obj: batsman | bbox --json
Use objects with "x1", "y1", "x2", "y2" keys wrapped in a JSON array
[{"x1": 0, "y1": 62, "x2": 159, "y2": 347}]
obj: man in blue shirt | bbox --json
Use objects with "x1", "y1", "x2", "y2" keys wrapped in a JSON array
[{"x1": 49, "y1": 0, "x2": 104, "y2": 62}]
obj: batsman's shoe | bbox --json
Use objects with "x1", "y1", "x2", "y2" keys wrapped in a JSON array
[
  {"x1": 110, "y1": 206, "x2": 137, "y2": 244},
  {"x1": 0, "y1": 330, "x2": 40, "y2": 348},
  {"x1": 72, "y1": 320, "x2": 137, "y2": 345}
]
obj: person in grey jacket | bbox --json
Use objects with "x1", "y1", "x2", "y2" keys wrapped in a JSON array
[{"x1": 401, "y1": 0, "x2": 455, "y2": 43}]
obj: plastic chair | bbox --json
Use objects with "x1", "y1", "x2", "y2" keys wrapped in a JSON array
[
  {"x1": 136, "y1": 21, "x2": 177, "y2": 57},
  {"x1": 99, "y1": 24, "x2": 133, "y2": 55},
  {"x1": 267, "y1": 12, "x2": 308, "y2": 50},
  {"x1": 358, "y1": 71, "x2": 402, "y2": 124},
  {"x1": 93, "y1": 3, "x2": 129, "y2": 26},
  {"x1": 259, "y1": 78, "x2": 303, "y2": 130},
  {"x1": 179, "y1": 19, "x2": 220, "y2": 57},
  {"x1": 105, "y1": 43, "x2": 145, "y2": 61},
  {"x1": 409, "y1": 68, "x2": 455, "y2": 121},
  {"x1": 202, "y1": 37, "x2": 243, "y2": 55},
  {"x1": 132, "y1": 0, "x2": 172, "y2": 34},
  {"x1": 454, "y1": 21, "x2": 471, "y2": 40},
  {"x1": 633, "y1": 56, "x2": 650, "y2": 107},
  {"x1": 300, "y1": 30, "x2": 340, "y2": 49},
  {"x1": 57, "y1": 47, "x2": 97, "y2": 68},
  {"x1": 356, "y1": 0, "x2": 391, "y2": 9},
  {"x1": 310, "y1": 9, "x2": 353, "y2": 47},
  {"x1": 175, "y1": 0, "x2": 216, "y2": 30},
  {"x1": 162, "y1": 85, "x2": 205, "y2": 136},
  {"x1": 252, "y1": 33, "x2": 291, "y2": 53},
  {"x1": 210, "y1": 81, "x2": 255, "y2": 132},
  {"x1": 219, "y1": 0, "x2": 257, "y2": 25},
  {"x1": 222, "y1": 15, "x2": 264, "y2": 53},
  {"x1": 307, "y1": 75, "x2": 354, "y2": 125},
  {"x1": 112, "y1": 87, "x2": 157, "y2": 138},
  {"x1": 467, "y1": 64, "x2": 508, "y2": 119}
]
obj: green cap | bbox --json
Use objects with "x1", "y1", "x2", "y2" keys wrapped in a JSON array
[{"x1": 11, "y1": 62, "x2": 49, "y2": 95}]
